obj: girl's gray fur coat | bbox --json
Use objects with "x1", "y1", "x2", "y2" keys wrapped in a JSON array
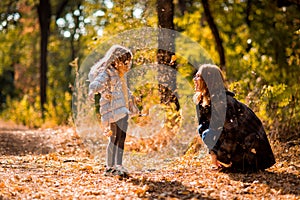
[{"x1": 88, "y1": 45, "x2": 134, "y2": 126}]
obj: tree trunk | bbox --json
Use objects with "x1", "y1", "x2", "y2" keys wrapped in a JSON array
[
  {"x1": 245, "y1": 0, "x2": 253, "y2": 52},
  {"x1": 156, "y1": 0, "x2": 180, "y2": 111},
  {"x1": 201, "y1": 0, "x2": 226, "y2": 71},
  {"x1": 38, "y1": 0, "x2": 51, "y2": 116}
]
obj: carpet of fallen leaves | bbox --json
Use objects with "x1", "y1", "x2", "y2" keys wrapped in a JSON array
[{"x1": 0, "y1": 120, "x2": 299, "y2": 200}]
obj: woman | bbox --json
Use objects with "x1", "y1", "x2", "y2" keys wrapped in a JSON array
[
  {"x1": 194, "y1": 64, "x2": 275, "y2": 172},
  {"x1": 88, "y1": 45, "x2": 138, "y2": 177}
]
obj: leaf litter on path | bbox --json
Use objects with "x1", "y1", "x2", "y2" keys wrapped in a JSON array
[{"x1": 0, "y1": 120, "x2": 299, "y2": 199}]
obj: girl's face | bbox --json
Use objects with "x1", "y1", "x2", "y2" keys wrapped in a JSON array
[{"x1": 117, "y1": 59, "x2": 131, "y2": 75}]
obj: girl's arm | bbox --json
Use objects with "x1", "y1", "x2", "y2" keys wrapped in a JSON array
[{"x1": 89, "y1": 71, "x2": 109, "y2": 95}]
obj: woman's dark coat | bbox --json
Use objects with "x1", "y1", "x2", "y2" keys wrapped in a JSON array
[{"x1": 197, "y1": 91, "x2": 276, "y2": 172}]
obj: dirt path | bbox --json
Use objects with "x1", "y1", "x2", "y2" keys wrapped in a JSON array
[{"x1": 0, "y1": 120, "x2": 299, "y2": 199}]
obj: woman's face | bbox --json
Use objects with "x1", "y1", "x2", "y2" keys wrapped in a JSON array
[{"x1": 193, "y1": 73, "x2": 204, "y2": 92}]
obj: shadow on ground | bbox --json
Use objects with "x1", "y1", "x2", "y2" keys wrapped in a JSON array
[
  {"x1": 0, "y1": 131, "x2": 53, "y2": 156},
  {"x1": 228, "y1": 170, "x2": 300, "y2": 196},
  {"x1": 129, "y1": 176, "x2": 214, "y2": 199}
]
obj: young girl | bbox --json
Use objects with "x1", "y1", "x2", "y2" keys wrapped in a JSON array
[
  {"x1": 193, "y1": 64, "x2": 275, "y2": 172},
  {"x1": 88, "y1": 45, "x2": 137, "y2": 177}
]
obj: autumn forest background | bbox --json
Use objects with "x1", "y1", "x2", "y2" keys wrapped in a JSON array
[{"x1": 1, "y1": 0, "x2": 300, "y2": 142}]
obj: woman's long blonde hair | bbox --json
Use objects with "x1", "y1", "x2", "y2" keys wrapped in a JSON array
[{"x1": 193, "y1": 64, "x2": 227, "y2": 106}]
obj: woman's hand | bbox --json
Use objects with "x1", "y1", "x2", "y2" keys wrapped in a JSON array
[
  {"x1": 210, "y1": 151, "x2": 221, "y2": 167},
  {"x1": 210, "y1": 151, "x2": 222, "y2": 169},
  {"x1": 210, "y1": 151, "x2": 232, "y2": 169}
]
